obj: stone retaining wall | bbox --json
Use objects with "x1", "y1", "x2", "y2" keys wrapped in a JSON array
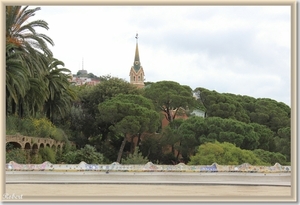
[{"x1": 6, "y1": 161, "x2": 291, "y2": 173}]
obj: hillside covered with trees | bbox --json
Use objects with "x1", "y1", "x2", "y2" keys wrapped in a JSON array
[{"x1": 6, "y1": 6, "x2": 291, "y2": 166}]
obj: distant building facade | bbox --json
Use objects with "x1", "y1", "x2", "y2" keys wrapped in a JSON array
[{"x1": 69, "y1": 72, "x2": 100, "y2": 86}]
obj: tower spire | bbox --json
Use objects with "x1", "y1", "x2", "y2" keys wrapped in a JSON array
[
  {"x1": 82, "y1": 57, "x2": 84, "y2": 70},
  {"x1": 134, "y1": 33, "x2": 140, "y2": 65},
  {"x1": 129, "y1": 32, "x2": 145, "y2": 88}
]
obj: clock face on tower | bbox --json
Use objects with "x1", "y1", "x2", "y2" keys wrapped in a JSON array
[{"x1": 135, "y1": 61, "x2": 139, "y2": 65}]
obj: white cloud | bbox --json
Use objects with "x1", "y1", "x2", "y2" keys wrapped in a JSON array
[{"x1": 29, "y1": 5, "x2": 291, "y2": 106}]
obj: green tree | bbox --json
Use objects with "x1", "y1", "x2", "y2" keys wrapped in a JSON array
[
  {"x1": 179, "y1": 116, "x2": 259, "y2": 151},
  {"x1": 194, "y1": 87, "x2": 250, "y2": 122},
  {"x1": 250, "y1": 123, "x2": 275, "y2": 151},
  {"x1": 189, "y1": 141, "x2": 265, "y2": 165},
  {"x1": 253, "y1": 149, "x2": 287, "y2": 165},
  {"x1": 97, "y1": 94, "x2": 160, "y2": 163},
  {"x1": 43, "y1": 57, "x2": 76, "y2": 123},
  {"x1": 248, "y1": 99, "x2": 290, "y2": 132},
  {"x1": 6, "y1": 43, "x2": 29, "y2": 115},
  {"x1": 139, "y1": 134, "x2": 164, "y2": 164},
  {"x1": 144, "y1": 81, "x2": 196, "y2": 123},
  {"x1": 273, "y1": 127, "x2": 291, "y2": 162},
  {"x1": 161, "y1": 119, "x2": 198, "y2": 163},
  {"x1": 77, "y1": 76, "x2": 141, "y2": 145}
]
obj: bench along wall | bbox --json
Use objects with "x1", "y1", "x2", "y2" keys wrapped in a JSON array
[{"x1": 6, "y1": 161, "x2": 291, "y2": 173}]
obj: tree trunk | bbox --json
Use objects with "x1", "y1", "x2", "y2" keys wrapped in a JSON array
[
  {"x1": 175, "y1": 141, "x2": 181, "y2": 161},
  {"x1": 6, "y1": 97, "x2": 8, "y2": 116},
  {"x1": 130, "y1": 135, "x2": 134, "y2": 154},
  {"x1": 12, "y1": 100, "x2": 16, "y2": 115},
  {"x1": 18, "y1": 101, "x2": 23, "y2": 118},
  {"x1": 171, "y1": 144, "x2": 175, "y2": 156},
  {"x1": 168, "y1": 108, "x2": 173, "y2": 122},
  {"x1": 137, "y1": 133, "x2": 142, "y2": 147},
  {"x1": 116, "y1": 134, "x2": 127, "y2": 163}
]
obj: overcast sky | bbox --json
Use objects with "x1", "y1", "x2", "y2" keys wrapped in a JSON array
[{"x1": 30, "y1": 5, "x2": 291, "y2": 106}]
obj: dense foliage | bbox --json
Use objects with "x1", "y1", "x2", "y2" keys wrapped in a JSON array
[
  {"x1": 97, "y1": 94, "x2": 160, "y2": 162},
  {"x1": 6, "y1": 115, "x2": 68, "y2": 142},
  {"x1": 62, "y1": 145, "x2": 104, "y2": 164},
  {"x1": 144, "y1": 81, "x2": 197, "y2": 122}
]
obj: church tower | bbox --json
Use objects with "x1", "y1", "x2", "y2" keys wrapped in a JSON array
[{"x1": 129, "y1": 33, "x2": 145, "y2": 88}]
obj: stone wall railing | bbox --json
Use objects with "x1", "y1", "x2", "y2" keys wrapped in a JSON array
[{"x1": 6, "y1": 161, "x2": 291, "y2": 173}]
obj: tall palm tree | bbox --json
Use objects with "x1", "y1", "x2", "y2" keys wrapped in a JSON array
[
  {"x1": 6, "y1": 42, "x2": 29, "y2": 115},
  {"x1": 6, "y1": 6, "x2": 53, "y2": 56},
  {"x1": 43, "y1": 58, "x2": 76, "y2": 123},
  {"x1": 6, "y1": 6, "x2": 54, "y2": 117}
]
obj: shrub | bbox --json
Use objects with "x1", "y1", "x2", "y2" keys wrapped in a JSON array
[
  {"x1": 32, "y1": 118, "x2": 55, "y2": 138},
  {"x1": 122, "y1": 146, "x2": 149, "y2": 164},
  {"x1": 18, "y1": 118, "x2": 35, "y2": 136},
  {"x1": 6, "y1": 115, "x2": 19, "y2": 135},
  {"x1": 160, "y1": 152, "x2": 178, "y2": 165},
  {"x1": 77, "y1": 145, "x2": 104, "y2": 164},
  {"x1": 30, "y1": 153, "x2": 43, "y2": 164},
  {"x1": 62, "y1": 145, "x2": 104, "y2": 164},
  {"x1": 6, "y1": 148, "x2": 27, "y2": 163},
  {"x1": 50, "y1": 128, "x2": 68, "y2": 142},
  {"x1": 62, "y1": 151, "x2": 78, "y2": 164},
  {"x1": 38, "y1": 147, "x2": 56, "y2": 163}
]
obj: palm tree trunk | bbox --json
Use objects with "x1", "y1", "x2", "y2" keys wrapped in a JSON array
[
  {"x1": 116, "y1": 134, "x2": 127, "y2": 163},
  {"x1": 6, "y1": 97, "x2": 9, "y2": 116},
  {"x1": 12, "y1": 100, "x2": 16, "y2": 115},
  {"x1": 18, "y1": 101, "x2": 23, "y2": 118}
]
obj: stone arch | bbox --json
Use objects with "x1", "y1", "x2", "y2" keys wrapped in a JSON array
[
  {"x1": 32, "y1": 143, "x2": 38, "y2": 149},
  {"x1": 24, "y1": 142, "x2": 31, "y2": 150},
  {"x1": 32, "y1": 143, "x2": 38, "y2": 154},
  {"x1": 51, "y1": 144, "x2": 56, "y2": 151},
  {"x1": 46, "y1": 143, "x2": 50, "y2": 148},
  {"x1": 6, "y1": 142, "x2": 22, "y2": 151},
  {"x1": 40, "y1": 143, "x2": 44, "y2": 149}
]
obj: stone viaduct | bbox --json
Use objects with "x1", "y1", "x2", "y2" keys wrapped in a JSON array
[{"x1": 6, "y1": 134, "x2": 65, "y2": 152}]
